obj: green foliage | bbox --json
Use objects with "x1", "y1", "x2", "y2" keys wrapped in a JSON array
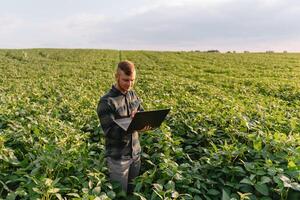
[{"x1": 1, "y1": 49, "x2": 300, "y2": 199}]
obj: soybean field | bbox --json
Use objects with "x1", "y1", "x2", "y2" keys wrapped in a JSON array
[{"x1": 1, "y1": 49, "x2": 300, "y2": 199}]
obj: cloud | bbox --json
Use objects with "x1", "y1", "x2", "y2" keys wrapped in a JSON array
[
  {"x1": 44, "y1": 14, "x2": 110, "y2": 47},
  {"x1": 0, "y1": 14, "x2": 24, "y2": 34},
  {"x1": 1, "y1": 0, "x2": 300, "y2": 51},
  {"x1": 93, "y1": 0, "x2": 300, "y2": 51},
  {"x1": 61, "y1": 14, "x2": 107, "y2": 31},
  {"x1": 0, "y1": 13, "x2": 110, "y2": 48}
]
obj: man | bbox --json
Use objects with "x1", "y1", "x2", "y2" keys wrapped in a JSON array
[{"x1": 97, "y1": 60, "x2": 147, "y2": 194}]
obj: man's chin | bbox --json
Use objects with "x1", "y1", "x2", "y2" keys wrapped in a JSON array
[{"x1": 121, "y1": 87, "x2": 130, "y2": 92}]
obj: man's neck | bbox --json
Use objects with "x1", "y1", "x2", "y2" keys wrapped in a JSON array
[{"x1": 114, "y1": 84, "x2": 128, "y2": 94}]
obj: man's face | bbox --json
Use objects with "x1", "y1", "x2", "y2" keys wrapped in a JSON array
[{"x1": 116, "y1": 70, "x2": 136, "y2": 93}]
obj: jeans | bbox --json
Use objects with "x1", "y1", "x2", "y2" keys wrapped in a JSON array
[{"x1": 106, "y1": 156, "x2": 141, "y2": 194}]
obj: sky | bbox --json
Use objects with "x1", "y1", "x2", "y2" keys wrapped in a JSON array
[{"x1": 1, "y1": 0, "x2": 300, "y2": 52}]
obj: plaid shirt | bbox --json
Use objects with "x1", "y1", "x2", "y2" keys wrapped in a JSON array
[{"x1": 97, "y1": 85, "x2": 144, "y2": 159}]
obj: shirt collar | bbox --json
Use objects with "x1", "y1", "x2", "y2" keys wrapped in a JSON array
[{"x1": 111, "y1": 85, "x2": 128, "y2": 96}]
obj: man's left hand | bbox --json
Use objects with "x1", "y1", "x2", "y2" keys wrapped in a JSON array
[{"x1": 131, "y1": 110, "x2": 137, "y2": 118}]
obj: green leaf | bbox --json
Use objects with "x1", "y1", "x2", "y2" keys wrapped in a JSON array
[
  {"x1": 222, "y1": 189, "x2": 230, "y2": 200},
  {"x1": 240, "y1": 178, "x2": 253, "y2": 185},
  {"x1": 290, "y1": 117, "x2": 297, "y2": 130},
  {"x1": 48, "y1": 188, "x2": 60, "y2": 193},
  {"x1": 30, "y1": 167, "x2": 40, "y2": 176},
  {"x1": 279, "y1": 175, "x2": 300, "y2": 191},
  {"x1": 6, "y1": 192, "x2": 17, "y2": 200},
  {"x1": 288, "y1": 160, "x2": 296, "y2": 169},
  {"x1": 290, "y1": 182, "x2": 300, "y2": 191},
  {"x1": 69, "y1": 176, "x2": 79, "y2": 182},
  {"x1": 55, "y1": 193, "x2": 63, "y2": 200},
  {"x1": 255, "y1": 183, "x2": 269, "y2": 196},
  {"x1": 133, "y1": 192, "x2": 147, "y2": 200},
  {"x1": 239, "y1": 184, "x2": 253, "y2": 193},
  {"x1": 256, "y1": 170, "x2": 266, "y2": 175},
  {"x1": 250, "y1": 174, "x2": 256, "y2": 181},
  {"x1": 0, "y1": 180, "x2": 10, "y2": 192},
  {"x1": 153, "y1": 183, "x2": 163, "y2": 191},
  {"x1": 82, "y1": 188, "x2": 89, "y2": 194},
  {"x1": 165, "y1": 180, "x2": 175, "y2": 190},
  {"x1": 92, "y1": 186, "x2": 101, "y2": 195},
  {"x1": 194, "y1": 195, "x2": 202, "y2": 200},
  {"x1": 273, "y1": 175, "x2": 284, "y2": 190},
  {"x1": 237, "y1": 192, "x2": 252, "y2": 200},
  {"x1": 135, "y1": 182, "x2": 143, "y2": 192},
  {"x1": 260, "y1": 197, "x2": 272, "y2": 200},
  {"x1": 244, "y1": 162, "x2": 255, "y2": 172},
  {"x1": 15, "y1": 188, "x2": 27, "y2": 196},
  {"x1": 67, "y1": 193, "x2": 80, "y2": 197},
  {"x1": 105, "y1": 182, "x2": 113, "y2": 190},
  {"x1": 260, "y1": 176, "x2": 272, "y2": 184},
  {"x1": 107, "y1": 191, "x2": 116, "y2": 199},
  {"x1": 32, "y1": 187, "x2": 43, "y2": 194},
  {"x1": 188, "y1": 187, "x2": 202, "y2": 194},
  {"x1": 153, "y1": 189, "x2": 163, "y2": 199},
  {"x1": 88, "y1": 180, "x2": 93, "y2": 189},
  {"x1": 253, "y1": 139, "x2": 262, "y2": 151},
  {"x1": 44, "y1": 178, "x2": 53, "y2": 186},
  {"x1": 32, "y1": 126, "x2": 40, "y2": 135},
  {"x1": 171, "y1": 191, "x2": 179, "y2": 198},
  {"x1": 97, "y1": 194, "x2": 109, "y2": 199},
  {"x1": 207, "y1": 189, "x2": 220, "y2": 195}
]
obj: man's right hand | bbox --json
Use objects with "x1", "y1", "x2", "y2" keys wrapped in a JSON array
[{"x1": 139, "y1": 125, "x2": 152, "y2": 132}]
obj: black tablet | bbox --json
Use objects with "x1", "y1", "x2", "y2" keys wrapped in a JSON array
[{"x1": 114, "y1": 108, "x2": 170, "y2": 132}]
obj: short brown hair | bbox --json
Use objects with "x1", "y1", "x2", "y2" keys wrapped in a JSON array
[{"x1": 117, "y1": 60, "x2": 135, "y2": 76}]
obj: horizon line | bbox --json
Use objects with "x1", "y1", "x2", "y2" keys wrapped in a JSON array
[{"x1": 0, "y1": 47, "x2": 299, "y2": 53}]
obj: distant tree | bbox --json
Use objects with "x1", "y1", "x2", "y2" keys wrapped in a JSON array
[{"x1": 207, "y1": 50, "x2": 220, "y2": 53}]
